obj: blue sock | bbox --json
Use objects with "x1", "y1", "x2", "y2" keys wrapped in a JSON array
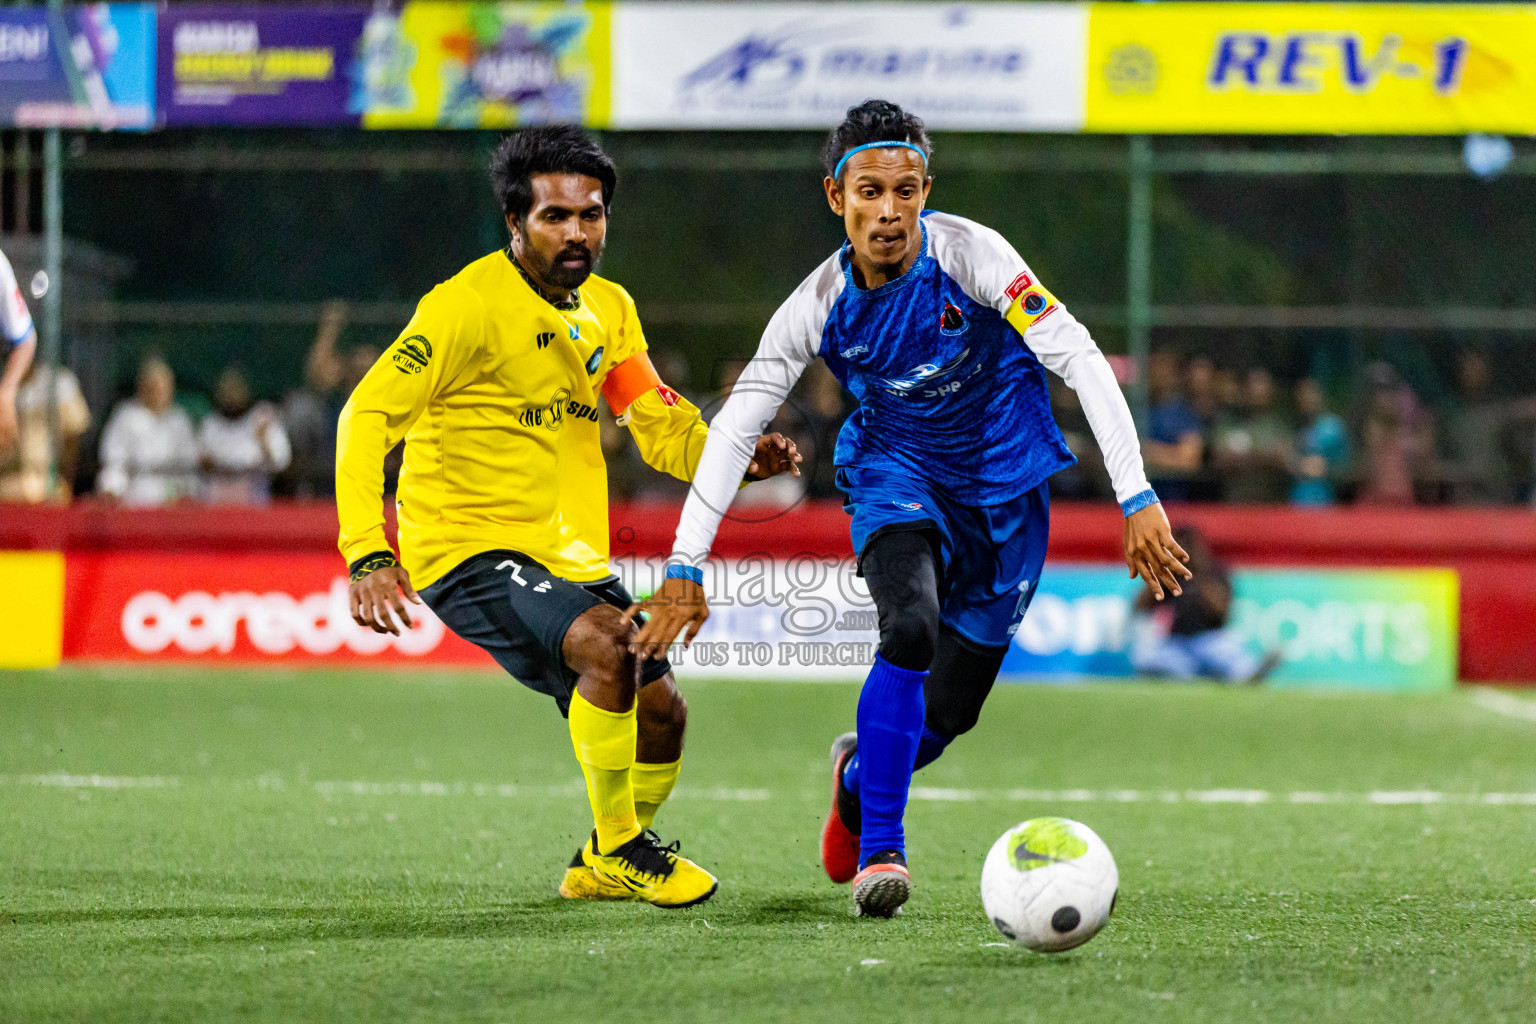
[
  {"x1": 853, "y1": 654, "x2": 928, "y2": 868},
  {"x1": 844, "y1": 724, "x2": 952, "y2": 796},
  {"x1": 912, "y1": 724, "x2": 953, "y2": 773}
]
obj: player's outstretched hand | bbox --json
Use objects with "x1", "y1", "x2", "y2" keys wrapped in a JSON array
[
  {"x1": 624, "y1": 577, "x2": 708, "y2": 661},
  {"x1": 746, "y1": 432, "x2": 803, "y2": 480},
  {"x1": 350, "y1": 565, "x2": 421, "y2": 635},
  {"x1": 1124, "y1": 503, "x2": 1192, "y2": 601}
]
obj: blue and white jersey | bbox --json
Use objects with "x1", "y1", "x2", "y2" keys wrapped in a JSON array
[
  {"x1": 820, "y1": 213, "x2": 1072, "y2": 504},
  {"x1": 672, "y1": 211, "x2": 1153, "y2": 565}
]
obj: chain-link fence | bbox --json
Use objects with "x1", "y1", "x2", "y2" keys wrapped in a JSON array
[{"x1": 3, "y1": 128, "x2": 1533, "y2": 501}]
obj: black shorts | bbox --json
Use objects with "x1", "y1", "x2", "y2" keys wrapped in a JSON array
[{"x1": 420, "y1": 549, "x2": 672, "y2": 716}]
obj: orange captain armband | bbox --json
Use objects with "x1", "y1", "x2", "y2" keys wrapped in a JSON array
[{"x1": 601, "y1": 352, "x2": 666, "y2": 420}]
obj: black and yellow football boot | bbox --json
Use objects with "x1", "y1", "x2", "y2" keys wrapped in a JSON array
[
  {"x1": 558, "y1": 845, "x2": 642, "y2": 902},
  {"x1": 579, "y1": 829, "x2": 718, "y2": 909}
]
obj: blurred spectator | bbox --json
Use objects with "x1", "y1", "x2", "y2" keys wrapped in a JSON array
[
  {"x1": 1184, "y1": 356, "x2": 1221, "y2": 433},
  {"x1": 337, "y1": 343, "x2": 404, "y2": 494},
  {"x1": 198, "y1": 366, "x2": 291, "y2": 505},
  {"x1": 1129, "y1": 526, "x2": 1279, "y2": 684},
  {"x1": 1211, "y1": 367, "x2": 1292, "y2": 503},
  {"x1": 1290, "y1": 378, "x2": 1350, "y2": 506},
  {"x1": 1211, "y1": 365, "x2": 1243, "y2": 416},
  {"x1": 0, "y1": 361, "x2": 91, "y2": 503},
  {"x1": 1442, "y1": 351, "x2": 1508, "y2": 504},
  {"x1": 718, "y1": 359, "x2": 799, "y2": 509},
  {"x1": 1356, "y1": 363, "x2": 1435, "y2": 505},
  {"x1": 98, "y1": 357, "x2": 199, "y2": 505},
  {"x1": 1440, "y1": 350, "x2": 1536, "y2": 505},
  {"x1": 279, "y1": 301, "x2": 348, "y2": 498},
  {"x1": 1048, "y1": 376, "x2": 1110, "y2": 501},
  {"x1": 801, "y1": 361, "x2": 852, "y2": 500},
  {"x1": 1142, "y1": 352, "x2": 1203, "y2": 501},
  {"x1": 343, "y1": 343, "x2": 382, "y2": 397}
]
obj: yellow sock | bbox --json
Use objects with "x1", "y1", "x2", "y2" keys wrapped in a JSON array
[
  {"x1": 568, "y1": 690, "x2": 640, "y2": 854},
  {"x1": 632, "y1": 758, "x2": 682, "y2": 830}
]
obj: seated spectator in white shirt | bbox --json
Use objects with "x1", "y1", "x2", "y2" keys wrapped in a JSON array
[
  {"x1": 198, "y1": 365, "x2": 291, "y2": 505},
  {"x1": 97, "y1": 357, "x2": 199, "y2": 505},
  {"x1": 0, "y1": 361, "x2": 91, "y2": 503}
]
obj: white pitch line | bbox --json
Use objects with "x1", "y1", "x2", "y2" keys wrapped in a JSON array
[
  {"x1": 0, "y1": 773, "x2": 179, "y2": 789},
  {"x1": 1472, "y1": 688, "x2": 1536, "y2": 725},
  {"x1": 3, "y1": 774, "x2": 1534, "y2": 806}
]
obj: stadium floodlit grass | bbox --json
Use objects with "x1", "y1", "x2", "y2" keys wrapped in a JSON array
[{"x1": 3, "y1": 668, "x2": 1535, "y2": 1023}]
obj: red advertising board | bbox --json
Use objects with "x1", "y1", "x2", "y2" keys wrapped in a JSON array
[
  {"x1": 62, "y1": 552, "x2": 494, "y2": 667},
  {"x1": 6, "y1": 501, "x2": 1533, "y2": 680}
]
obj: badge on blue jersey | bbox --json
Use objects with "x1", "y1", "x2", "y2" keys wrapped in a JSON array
[
  {"x1": 892, "y1": 500, "x2": 924, "y2": 511},
  {"x1": 939, "y1": 302, "x2": 967, "y2": 336}
]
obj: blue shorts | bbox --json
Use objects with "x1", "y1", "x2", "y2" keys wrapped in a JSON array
[{"x1": 837, "y1": 465, "x2": 1050, "y2": 648}]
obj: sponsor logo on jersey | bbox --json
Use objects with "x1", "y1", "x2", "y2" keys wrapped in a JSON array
[
  {"x1": 892, "y1": 500, "x2": 924, "y2": 511},
  {"x1": 391, "y1": 335, "x2": 432, "y2": 374},
  {"x1": 518, "y1": 388, "x2": 599, "y2": 431},
  {"x1": 585, "y1": 345, "x2": 604, "y2": 374},
  {"x1": 656, "y1": 384, "x2": 681, "y2": 407},
  {"x1": 1005, "y1": 272, "x2": 1033, "y2": 301},
  {"x1": 535, "y1": 331, "x2": 556, "y2": 350},
  {"x1": 939, "y1": 302, "x2": 967, "y2": 336},
  {"x1": 840, "y1": 344, "x2": 870, "y2": 359},
  {"x1": 566, "y1": 398, "x2": 600, "y2": 423},
  {"x1": 878, "y1": 347, "x2": 971, "y2": 396}
]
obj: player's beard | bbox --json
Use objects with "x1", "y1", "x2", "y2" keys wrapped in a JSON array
[{"x1": 534, "y1": 239, "x2": 602, "y2": 292}]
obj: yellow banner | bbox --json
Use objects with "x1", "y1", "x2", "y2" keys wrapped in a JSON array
[
  {"x1": 1086, "y1": 3, "x2": 1536, "y2": 134},
  {"x1": 363, "y1": 2, "x2": 610, "y2": 129},
  {"x1": 0, "y1": 551, "x2": 63, "y2": 669}
]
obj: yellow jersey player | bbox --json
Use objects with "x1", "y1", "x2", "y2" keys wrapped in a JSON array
[{"x1": 336, "y1": 125, "x2": 800, "y2": 909}]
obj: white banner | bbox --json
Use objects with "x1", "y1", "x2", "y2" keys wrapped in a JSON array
[{"x1": 610, "y1": 2, "x2": 1087, "y2": 131}]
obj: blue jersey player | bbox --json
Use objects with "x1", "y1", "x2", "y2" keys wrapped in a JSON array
[{"x1": 631, "y1": 101, "x2": 1192, "y2": 918}]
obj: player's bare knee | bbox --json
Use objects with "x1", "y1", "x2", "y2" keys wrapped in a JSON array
[
  {"x1": 661, "y1": 688, "x2": 687, "y2": 735},
  {"x1": 565, "y1": 605, "x2": 639, "y2": 695},
  {"x1": 638, "y1": 677, "x2": 687, "y2": 733}
]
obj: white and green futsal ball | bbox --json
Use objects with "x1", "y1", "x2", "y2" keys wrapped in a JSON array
[{"x1": 980, "y1": 817, "x2": 1118, "y2": 952}]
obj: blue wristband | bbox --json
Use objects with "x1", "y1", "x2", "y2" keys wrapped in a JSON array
[
  {"x1": 664, "y1": 563, "x2": 704, "y2": 585},
  {"x1": 1120, "y1": 488, "x2": 1160, "y2": 517}
]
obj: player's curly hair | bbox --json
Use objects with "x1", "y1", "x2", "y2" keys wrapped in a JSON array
[
  {"x1": 490, "y1": 124, "x2": 617, "y2": 224},
  {"x1": 821, "y1": 100, "x2": 933, "y2": 181}
]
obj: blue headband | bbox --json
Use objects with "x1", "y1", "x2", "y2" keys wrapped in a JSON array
[{"x1": 833, "y1": 141, "x2": 929, "y2": 181}]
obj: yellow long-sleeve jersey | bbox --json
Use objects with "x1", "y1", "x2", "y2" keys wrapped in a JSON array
[{"x1": 336, "y1": 250, "x2": 710, "y2": 588}]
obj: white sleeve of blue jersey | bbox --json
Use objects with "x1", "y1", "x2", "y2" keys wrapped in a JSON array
[
  {"x1": 0, "y1": 248, "x2": 35, "y2": 348},
  {"x1": 928, "y1": 213, "x2": 1155, "y2": 511},
  {"x1": 669, "y1": 256, "x2": 839, "y2": 566}
]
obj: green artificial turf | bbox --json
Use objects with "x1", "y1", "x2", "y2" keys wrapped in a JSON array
[{"x1": 2, "y1": 667, "x2": 1535, "y2": 1023}]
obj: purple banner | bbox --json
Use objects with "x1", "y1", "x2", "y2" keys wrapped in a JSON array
[{"x1": 158, "y1": 4, "x2": 368, "y2": 126}]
